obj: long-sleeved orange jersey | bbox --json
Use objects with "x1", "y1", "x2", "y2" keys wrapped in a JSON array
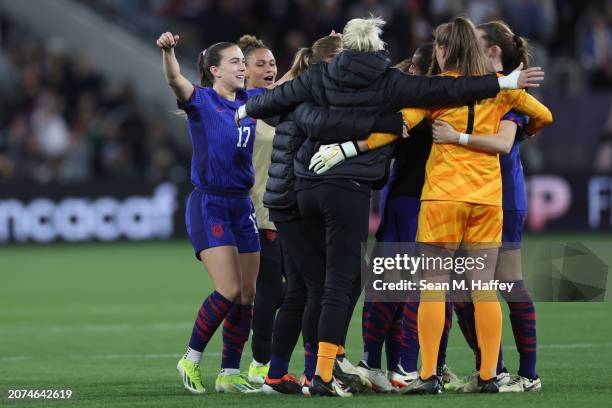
[{"x1": 367, "y1": 71, "x2": 553, "y2": 207}]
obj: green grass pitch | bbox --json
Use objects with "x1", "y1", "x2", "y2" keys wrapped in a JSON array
[{"x1": 1, "y1": 234, "x2": 612, "y2": 407}]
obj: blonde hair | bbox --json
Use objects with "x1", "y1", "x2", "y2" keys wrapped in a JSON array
[{"x1": 342, "y1": 16, "x2": 386, "y2": 52}]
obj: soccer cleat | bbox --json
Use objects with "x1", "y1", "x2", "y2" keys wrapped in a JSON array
[
  {"x1": 355, "y1": 361, "x2": 395, "y2": 393},
  {"x1": 307, "y1": 375, "x2": 352, "y2": 397},
  {"x1": 247, "y1": 361, "x2": 269, "y2": 385},
  {"x1": 177, "y1": 357, "x2": 206, "y2": 394},
  {"x1": 457, "y1": 374, "x2": 499, "y2": 393},
  {"x1": 496, "y1": 369, "x2": 512, "y2": 386},
  {"x1": 334, "y1": 357, "x2": 372, "y2": 392},
  {"x1": 399, "y1": 375, "x2": 442, "y2": 395},
  {"x1": 439, "y1": 365, "x2": 461, "y2": 388},
  {"x1": 215, "y1": 373, "x2": 259, "y2": 393},
  {"x1": 300, "y1": 374, "x2": 312, "y2": 395},
  {"x1": 499, "y1": 375, "x2": 542, "y2": 392},
  {"x1": 261, "y1": 374, "x2": 303, "y2": 395},
  {"x1": 387, "y1": 364, "x2": 418, "y2": 389}
]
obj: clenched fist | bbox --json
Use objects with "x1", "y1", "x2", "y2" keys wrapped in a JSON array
[{"x1": 156, "y1": 32, "x2": 180, "y2": 50}]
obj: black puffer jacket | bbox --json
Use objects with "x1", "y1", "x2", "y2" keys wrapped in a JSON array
[
  {"x1": 245, "y1": 50, "x2": 501, "y2": 182},
  {"x1": 264, "y1": 102, "x2": 398, "y2": 221}
]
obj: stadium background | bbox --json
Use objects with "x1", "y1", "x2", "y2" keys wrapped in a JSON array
[{"x1": 1, "y1": 0, "x2": 611, "y2": 407}]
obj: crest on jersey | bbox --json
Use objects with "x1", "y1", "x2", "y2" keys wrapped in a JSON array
[{"x1": 212, "y1": 224, "x2": 224, "y2": 238}]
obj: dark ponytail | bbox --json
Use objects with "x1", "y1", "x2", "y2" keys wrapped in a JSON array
[
  {"x1": 197, "y1": 42, "x2": 236, "y2": 87},
  {"x1": 478, "y1": 21, "x2": 531, "y2": 72}
]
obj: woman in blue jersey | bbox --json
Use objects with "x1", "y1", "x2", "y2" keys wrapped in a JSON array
[
  {"x1": 430, "y1": 21, "x2": 542, "y2": 393},
  {"x1": 156, "y1": 32, "x2": 263, "y2": 394}
]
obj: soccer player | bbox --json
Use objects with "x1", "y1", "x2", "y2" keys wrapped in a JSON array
[
  {"x1": 395, "y1": 17, "x2": 552, "y2": 394},
  {"x1": 238, "y1": 16, "x2": 544, "y2": 396},
  {"x1": 157, "y1": 32, "x2": 263, "y2": 394},
  {"x1": 357, "y1": 44, "x2": 459, "y2": 392},
  {"x1": 432, "y1": 21, "x2": 543, "y2": 393},
  {"x1": 236, "y1": 34, "x2": 284, "y2": 385}
]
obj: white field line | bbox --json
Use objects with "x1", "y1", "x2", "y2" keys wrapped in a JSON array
[{"x1": 1, "y1": 343, "x2": 611, "y2": 363}]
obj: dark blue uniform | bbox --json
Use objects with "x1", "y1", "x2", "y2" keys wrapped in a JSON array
[
  {"x1": 500, "y1": 111, "x2": 528, "y2": 249},
  {"x1": 179, "y1": 86, "x2": 265, "y2": 257}
]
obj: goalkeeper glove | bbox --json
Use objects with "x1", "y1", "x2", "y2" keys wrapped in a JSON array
[{"x1": 309, "y1": 141, "x2": 359, "y2": 174}]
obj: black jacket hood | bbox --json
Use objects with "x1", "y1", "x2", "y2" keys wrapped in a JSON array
[{"x1": 327, "y1": 50, "x2": 392, "y2": 88}]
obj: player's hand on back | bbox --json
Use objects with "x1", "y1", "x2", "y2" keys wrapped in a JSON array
[
  {"x1": 432, "y1": 120, "x2": 460, "y2": 144},
  {"x1": 498, "y1": 63, "x2": 545, "y2": 89},
  {"x1": 157, "y1": 32, "x2": 180, "y2": 51}
]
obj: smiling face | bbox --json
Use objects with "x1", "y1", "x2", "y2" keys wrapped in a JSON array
[
  {"x1": 209, "y1": 45, "x2": 246, "y2": 91},
  {"x1": 245, "y1": 48, "x2": 277, "y2": 88}
]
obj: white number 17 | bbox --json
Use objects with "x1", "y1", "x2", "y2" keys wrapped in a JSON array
[{"x1": 237, "y1": 127, "x2": 251, "y2": 148}]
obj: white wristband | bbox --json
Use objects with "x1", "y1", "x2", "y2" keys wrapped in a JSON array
[
  {"x1": 458, "y1": 133, "x2": 470, "y2": 146},
  {"x1": 339, "y1": 141, "x2": 358, "y2": 158},
  {"x1": 498, "y1": 69, "x2": 520, "y2": 89},
  {"x1": 237, "y1": 105, "x2": 248, "y2": 120}
]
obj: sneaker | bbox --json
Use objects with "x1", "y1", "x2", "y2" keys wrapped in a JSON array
[
  {"x1": 399, "y1": 375, "x2": 442, "y2": 395},
  {"x1": 355, "y1": 361, "x2": 395, "y2": 393},
  {"x1": 387, "y1": 365, "x2": 418, "y2": 389},
  {"x1": 439, "y1": 365, "x2": 461, "y2": 388},
  {"x1": 499, "y1": 376, "x2": 542, "y2": 392},
  {"x1": 248, "y1": 361, "x2": 269, "y2": 385},
  {"x1": 177, "y1": 357, "x2": 206, "y2": 394},
  {"x1": 215, "y1": 372, "x2": 259, "y2": 393},
  {"x1": 458, "y1": 374, "x2": 499, "y2": 393},
  {"x1": 261, "y1": 374, "x2": 303, "y2": 395},
  {"x1": 307, "y1": 375, "x2": 352, "y2": 397},
  {"x1": 496, "y1": 369, "x2": 512, "y2": 386},
  {"x1": 334, "y1": 357, "x2": 372, "y2": 392}
]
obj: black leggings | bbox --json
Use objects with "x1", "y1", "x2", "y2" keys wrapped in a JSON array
[
  {"x1": 270, "y1": 217, "x2": 326, "y2": 359},
  {"x1": 297, "y1": 182, "x2": 370, "y2": 345},
  {"x1": 251, "y1": 229, "x2": 286, "y2": 363}
]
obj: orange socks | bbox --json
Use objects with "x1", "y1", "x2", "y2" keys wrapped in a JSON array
[
  {"x1": 316, "y1": 341, "x2": 339, "y2": 383},
  {"x1": 472, "y1": 290, "x2": 502, "y2": 380},
  {"x1": 337, "y1": 345, "x2": 346, "y2": 356},
  {"x1": 418, "y1": 290, "x2": 446, "y2": 379}
]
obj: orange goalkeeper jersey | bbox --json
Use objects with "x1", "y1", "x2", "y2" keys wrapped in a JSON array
[{"x1": 396, "y1": 71, "x2": 552, "y2": 207}]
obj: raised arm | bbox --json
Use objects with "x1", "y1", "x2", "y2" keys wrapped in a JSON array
[
  {"x1": 431, "y1": 119, "x2": 518, "y2": 154},
  {"x1": 387, "y1": 64, "x2": 545, "y2": 108},
  {"x1": 157, "y1": 32, "x2": 194, "y2": 102}
]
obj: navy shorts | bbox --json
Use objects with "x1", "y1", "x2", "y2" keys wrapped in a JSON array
[
  {"x1": 376, "y1": 196, "x2": 421, "y2": 242},
  {"x1": 185, "y1": 189, "x2": 260, "y2": 259},
  {"x1": 501, "y1": 210, "x2": 527, "y2": 250}
]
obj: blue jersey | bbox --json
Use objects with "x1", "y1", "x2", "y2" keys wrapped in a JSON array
[
  {"x1": 179, "y1": 86, "x2": 265, "y2": 195},
  {"x1": 500, "y1": 111, "x2": 528, "y2": 211}
]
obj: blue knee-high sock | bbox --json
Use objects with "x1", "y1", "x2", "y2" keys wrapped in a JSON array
[
  {"x1": 362, "y1": 301, "x2": 398, "y2": 369},
  {"x1": 500, "y1": 280, "x2": 538, "y2": 379},
  {"x1": 188, "y1": 291, "x2": 233, "y2": 353},
  {"x1": 401, "y1": 301, "x2": 419, "y2": 373},
  {"x1": 304, "y1": 342, "x2": 317, "y2": 381},
  {"x1": 385, "y1": 307, "x2": 402, "y2": 371},
  {"x1": 221, "y1": 304, "x2": 253, "y2": 369}
]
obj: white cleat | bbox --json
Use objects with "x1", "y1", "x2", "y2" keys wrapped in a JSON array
[
  {"x1": 499, "y1": 376, "x2": 542, "y2": 392},
  {"x1": 334, "y1": 357, "x2": 372, "y2": 392},
  {"x1": 356, "y1": 361, "x2": 396, "y2": 393},
  {"x1": 387, "y1": 364, "x2": 418, "y2": 389}
]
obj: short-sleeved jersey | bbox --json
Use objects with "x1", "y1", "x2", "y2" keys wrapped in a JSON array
[
  {"x1": 401, "y1": 71, "x2": 552, "y2": 207},
  {"x1": 500, "y1": 111, "x2": 528, "y2": 211},
  {"x1": 179, "y1": 86, "x2": 265, "y2": 195}
]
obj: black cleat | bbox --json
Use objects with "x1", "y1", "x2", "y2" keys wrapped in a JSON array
[
  {"x1": 306, "y1": 375, "x2": 352, "y2": 397},
  {"x1": 478, "y1": 377, "x2": 500, "y2": 393},
  {"x1": 399, "y1": 375, "x2": 442, "y2": 395},
  {"x1": 261, "y1": 374, "x2": 304, "y2": 395}
]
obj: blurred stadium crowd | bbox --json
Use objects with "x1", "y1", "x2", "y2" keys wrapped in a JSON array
[{"x1": 0, "y1": 0, "x2": 610, "y2": 185}]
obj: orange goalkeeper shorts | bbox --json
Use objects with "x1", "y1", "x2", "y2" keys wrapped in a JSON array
[{"x1": 416, "y1": 200, "x2": 502, "y2": 249}]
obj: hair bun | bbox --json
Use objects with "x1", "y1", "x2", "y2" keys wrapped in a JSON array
[{"x1": 238, "y1": 34, "x2": 264, "y2": 50}]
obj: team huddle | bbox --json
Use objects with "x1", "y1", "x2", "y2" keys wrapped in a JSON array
[{"x1": 156, "y1": 14, "x2": 552, "y2": 397}]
